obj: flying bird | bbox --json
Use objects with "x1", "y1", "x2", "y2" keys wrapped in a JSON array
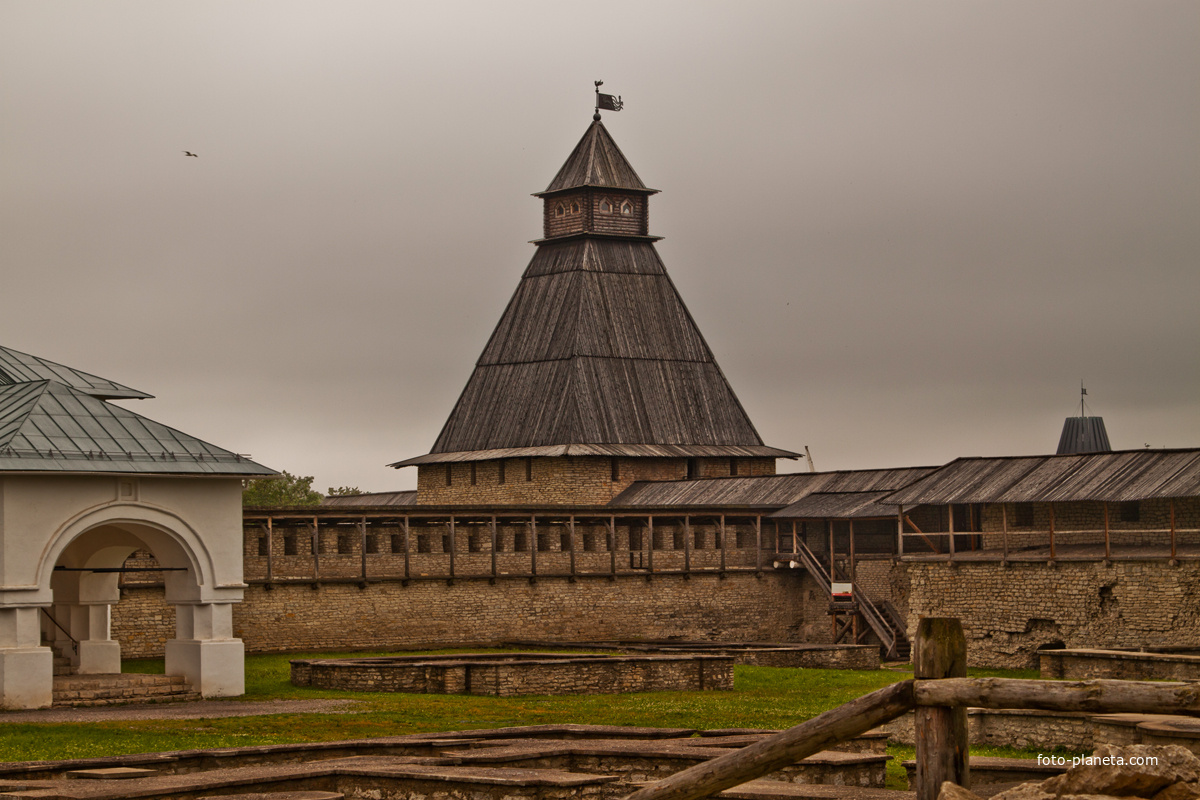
[{"x1": 183, "y1": 151, "x2": 198, "y2": 157}]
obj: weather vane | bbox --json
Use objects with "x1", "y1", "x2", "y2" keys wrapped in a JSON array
[{"x1": 594, "y1": 80, "x2": 623, "y2": 121}]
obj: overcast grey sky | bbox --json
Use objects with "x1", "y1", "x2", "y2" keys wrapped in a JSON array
[{"x1": 3, "y1": 1, "x2": 1197, "y2": 492}]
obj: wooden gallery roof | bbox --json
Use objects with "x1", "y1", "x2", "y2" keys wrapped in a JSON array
[{"x1": 393, "y1": 120, "x2": 796, "y2": 468}]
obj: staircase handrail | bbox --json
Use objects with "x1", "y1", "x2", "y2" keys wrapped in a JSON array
[
  {"x1": 793, "y1": 543, "x2": 832, "y2": 592},
  {"x1": 39, "y1": 607, "x2": 78, "y2": 655},
  {"x1": 853, "y1": 585, "x2": 897, "y2": 656},
  {"x1": 793, "y1": 542, "x2": 902, "y2": 659}
]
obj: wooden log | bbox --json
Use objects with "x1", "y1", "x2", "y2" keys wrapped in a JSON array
[
  {"x1": 569, "y1": 515, "x2": 576, "y2": 577},
  {"x1": 683, "y1": 515, "x2": 692, "y2": 573},
  {"x1": 1049, "y1": 504, "x2": 1056, "y2": 560},
  {"x1": 1166, "y1": 496, "x2": 1176, "y2": 561},
  {"x1": 403, "y1": 516, "x2": 411, "y2": 581},
  {"x1": 311, "y1": 517, "x2": 320, "y2": 580},
  {"x1": 530, "y1": 515, "x2": 537, "y2": 577},
  {"x1": 905, "y1": 514, "x2": 941, "y2": 555},
  {"x1": 1104, "y1": 503, "x2": 1111, "y2": 559},
  {"x1": 914, "y1": 618, "x2": 969, "y2": 800},
  {"x1": 490, "y1": 516, "x2": 498, "y2": 579},
  {"x1": 947, "y1": 505, "x2": 956, "y2": 558},
  {"x1": 359, "y1": 517, "x2": 367, "y2": 582},
  {"x1": 648, "y1": 515, "x2": 654, "y2": 573},
  {"x1": 264, "y1": 518, "x2": 273, "y2": 583},
  {"x1": 755, "y1": 515, "x2": 762, "y2": 571},
  {"x1": 915, "y1": 677, "x2": 1200, "y2": 715},
  {"x1": 1001, "y1": 504, "x2": 1008, "y2": 561},
  {"x1": 609, "y1": 515, "x2": 617, "y2": 576},
  {"x1": 620, "y1": 679, "x2": 914, "y2": 800},
  {"x1": 719, "y1": 515, "x2": 727, "y2": 572}
]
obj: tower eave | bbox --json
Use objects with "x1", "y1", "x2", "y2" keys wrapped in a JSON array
[
  {"x1": 530, "y1": 232, "x2": 664, "y2": 246},
  {"x1": 533, "y1": 186, "x2": 660, "y2": 199}
]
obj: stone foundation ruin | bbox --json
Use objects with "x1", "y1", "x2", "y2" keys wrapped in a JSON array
[{"x1": 289, "y1": 652, "x2": 735, "y2": 696}]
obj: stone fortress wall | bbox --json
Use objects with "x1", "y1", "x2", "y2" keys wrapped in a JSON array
[
  {"x1": 416, "y1": 456, "x2": 775, "y2": 506},
  {"x1": 112, "y1": 497, "x2": 1200, "y2": 667}
]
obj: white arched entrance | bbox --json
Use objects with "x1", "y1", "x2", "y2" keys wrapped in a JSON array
[
  {"x1": 0, "y1": 474, "x2": 260, "y2": 709},
  {"x1": 0, "y1": 351, "x2": 273, "y2": 709},
  {"x1": 42, "y1": 507, "x2": 244, "y2": 698}
]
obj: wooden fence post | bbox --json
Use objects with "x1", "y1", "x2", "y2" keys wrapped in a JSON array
[{"x1": 915, "y1": 617, "x2": 969, "y2": 800}]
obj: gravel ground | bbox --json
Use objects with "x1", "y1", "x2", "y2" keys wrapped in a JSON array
[{"x1": 0, "y1": 698, "x2": 366, "y2": 724}]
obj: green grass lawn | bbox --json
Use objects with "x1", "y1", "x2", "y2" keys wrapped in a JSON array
[{"x1": 0, "y1": 651, "x2": 1054, "y2": 788}]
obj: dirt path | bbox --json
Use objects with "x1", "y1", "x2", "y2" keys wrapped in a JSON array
[{"x1": 0, "y1": 698, "x2": 366, "y2": 724}]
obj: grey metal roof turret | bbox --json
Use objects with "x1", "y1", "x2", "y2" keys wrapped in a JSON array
[
  {"x1": 0, "y1": 379, "x2": 274, "y2": 476},
  {"x1": 1057, "y1": 416, "x2": 1112, "y2": 455},
  {"x1": 0, "y1": 346, "x2": 152, "y2": 400}
]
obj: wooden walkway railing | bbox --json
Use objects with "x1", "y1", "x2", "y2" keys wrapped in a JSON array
[{"x1": 622, "y1": 617, "x2": 1200, "y2": 800}]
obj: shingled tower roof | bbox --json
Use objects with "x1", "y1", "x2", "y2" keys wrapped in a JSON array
[
  {"x1": 393, "y1": 121, "x2": 796, "y2": 467},
  {"x1": 538, "y1": 119, "x2": 653, "y2": 195}
]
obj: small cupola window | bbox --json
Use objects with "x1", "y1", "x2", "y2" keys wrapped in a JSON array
[
  {"x1": 620, "y1": 200, "x2": 634, "y2": 215},
  {"x1": 599, "y1": 198, "x2": 612, "y2": 213},
  {"x1": 570, "y1": 201, "x2": 580, "y2": 214},
  {"x1": 554, "y1": 203, "x2": 565, "y2": 217}
]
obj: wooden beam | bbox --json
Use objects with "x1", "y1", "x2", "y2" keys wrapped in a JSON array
[
  {"x1": 569, "y1": 515, "x2": 576, "y2": 577},
  {"x1": 264, "y1": 518, "x2": 273, "y2": 584},
  {"x1": 448, "y1": 516, "x2": 456, "y2": 579},
  {"x1": 828, "y1": 519, "x2": 835, "y2": 580},
  {"x1": 914, "y1": 618, "x2": 969, "y2": 800},
  {"x1": 1166, "y1": 496, "x2": 1176, "y2": 561},
  {"x1": 755, "y1": 515, "x2": 762, "y2": 572},
  {"x1": 359, "y1": 516, "x2": 367, "y2": 582},
  {"x1": 1103, "y1": 502, "x2": 1111, "y2": 560},
  {"x1": 719, "y1": 515, "x2": 727, "y2": 572},
  {"x1": 915, "y1": 677, "x2": 1200, "y2": 716},
  {"x1": 403, "y1": 516, "x2": 411, "y2": 581},
  {"x1": 648, "y1": 515, "x2": 654, "y2": 574},
  {"x1": 1049, "y1": 504, "x2": 1056, "y2": 560},
  {"x1": 947, "y1": 505, "x2": 956, "y2": 559},
  {"x1": 530, "y1": 515, "x2": 537, "y2": 577},
  {"x1": 490, "y1": 516, "x2": 498, "y2": 580},
  {"x1": 848, "y1": 519, "x2": 856, "y2": 585},
  {"x1": 905, "y1": 514, "x2": 941, "y2": 555},
  {"x1": 619, "y1": 679, "x2": 915, "y2": 800},
  {"x1": 311, "y1": 517, "x2": 320, "y2": 581},
  {"x1": 1001, "y1": 504, "x2": 1008, "y2": 561},
  {"x1": 609, "y1": 515, "x2": 617, "y2": 577},
  {"x1": 684, "y1": 515, "x2": 692, "y2": 573}
]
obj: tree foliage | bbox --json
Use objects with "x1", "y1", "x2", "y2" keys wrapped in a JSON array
[
  {"x1": 242, "y1": 471, "x2": 323, "y2": 507},
  {"x1": 327, "y1": 486, "x2": 364, "y2": 497}
]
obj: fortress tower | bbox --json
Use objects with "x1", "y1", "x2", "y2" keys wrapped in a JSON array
[{"x1": 392, "y1": 119, "x2": 796, "y2": 504}]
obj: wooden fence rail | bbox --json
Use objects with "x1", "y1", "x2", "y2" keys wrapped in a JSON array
[{"x1": 621, "y1": 617, "x2": 1200, "y2": 800}]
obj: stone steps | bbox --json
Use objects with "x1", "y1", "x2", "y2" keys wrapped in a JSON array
[{"x1": 52, "y1": 673, "x2": 200, "y2": 707}]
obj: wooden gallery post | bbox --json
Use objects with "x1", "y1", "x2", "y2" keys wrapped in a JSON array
[{"x1": 915, "y1": 617, "x2": 969, "y2": 800}]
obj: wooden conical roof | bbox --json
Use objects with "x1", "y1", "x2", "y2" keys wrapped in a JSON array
[
  {"x1": 538, "y1": 120, "x2": 653, "y2": 195},
  {"x1": 393, "y1": 122, "x2": 795, "y2": 466}
]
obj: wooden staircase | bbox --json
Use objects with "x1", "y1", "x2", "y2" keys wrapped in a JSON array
[{"x1": 789, "y1": 543, "x2": 911, "y2": 661}]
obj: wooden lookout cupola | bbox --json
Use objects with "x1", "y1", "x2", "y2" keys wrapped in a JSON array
[
  {"x1": 536, "y1": 119, "x2": 657, "y2": 241},
  {"x1": 392, "y1": 118, "x2": 798, "y2": 505}
]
